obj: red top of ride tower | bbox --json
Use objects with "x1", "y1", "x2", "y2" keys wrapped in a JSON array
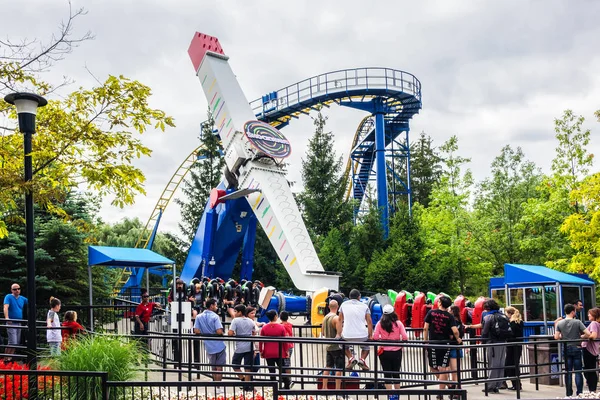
[{"x1": 188, "y1": 32, "x2": 226, "y2": 71}]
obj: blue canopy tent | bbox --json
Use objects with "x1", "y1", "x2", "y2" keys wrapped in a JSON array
[
  {"x1": 489, "y1": 263, "x2": 596, "y2": 333},
  {"x1": 87, "y1": 245, "x2": 175, "y2": 331}
]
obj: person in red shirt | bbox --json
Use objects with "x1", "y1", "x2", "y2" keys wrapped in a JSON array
[
  {"x1": 259, "y1": 309, "x2": 292, "y2": 389},
  {"x1": 61, "y1": 310, "x2": 85, "y2": 350},
  {"x1": 135, "y1": 290, "x2": 162, "y2": 337},
  {"x1": 279, "y1": 311, "x2": 294, "y2": 358}
]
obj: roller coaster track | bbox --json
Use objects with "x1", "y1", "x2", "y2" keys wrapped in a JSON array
[
  {"x1": 344, "y1": 116, "x2": 375, "y2": 201},
  {"x1": 117, "y1": 67, "x2": 420, "y2": 290}
]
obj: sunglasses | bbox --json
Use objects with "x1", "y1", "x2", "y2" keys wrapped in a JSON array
[
  {"x1": 142, "y1": 295, "x2": 149, "y2": 298},
  {"x1": 12, "y1": 288, "x2": 20, "y2": 291}
]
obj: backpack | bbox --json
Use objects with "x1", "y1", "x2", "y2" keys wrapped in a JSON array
[{"x1": 489, "y1": 312, "x2": 512, "y2": 340}]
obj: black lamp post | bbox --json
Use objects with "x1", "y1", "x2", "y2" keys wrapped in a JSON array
[{"x1": 4, "y1": 92, "x2": 47, "y2": 395}]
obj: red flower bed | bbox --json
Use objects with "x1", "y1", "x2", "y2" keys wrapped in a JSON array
[{"x1": 0, "y1": 361, "x2": 53, "y2": 400}]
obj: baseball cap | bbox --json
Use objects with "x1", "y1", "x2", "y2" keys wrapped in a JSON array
[{"x1": 383, "y1": 304, "x2": 394, "y2": 314}]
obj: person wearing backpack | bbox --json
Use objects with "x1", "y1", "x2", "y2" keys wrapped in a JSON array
[{"x1": 481, "y1": 299, "x2": 510, "y2": 393}]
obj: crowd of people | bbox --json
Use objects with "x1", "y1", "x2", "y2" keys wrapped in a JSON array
[{"x1": 4, "y1": 279, "x2": 600, "y2": 397}]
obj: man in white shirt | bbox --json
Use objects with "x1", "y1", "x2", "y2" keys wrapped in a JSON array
[{"x1": 338, "y1": 289, "x2": 373, "y2": 370}]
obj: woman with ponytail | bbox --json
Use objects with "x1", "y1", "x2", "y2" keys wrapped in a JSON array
[{"x1": 503, "y1": 306, "x2": 524, "y2": 390}]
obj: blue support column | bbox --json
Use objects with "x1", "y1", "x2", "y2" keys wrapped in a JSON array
[
  {"x1": 374, "y1": 110, "x2": 389, "y2": 238},
  {"x1": 405, "y1": 129, "x2": 412, "y2": 217},
  {"x1": 202, "y1": 208, "x2": 218, "y2": 277},
  {"x1": 240, "y1": 215, "x2": 257, "y2": 280},
  {"x1": 340, "y1": 97, "x2": 392, "y2": 238}
]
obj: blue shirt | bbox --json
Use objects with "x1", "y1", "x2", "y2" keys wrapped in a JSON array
[
  {"x1": 4, "y1": 294, "x2": 28, "y2": 319},
  {"x1": 194, "y1": 310, "x2": 225, "y2": 354}
]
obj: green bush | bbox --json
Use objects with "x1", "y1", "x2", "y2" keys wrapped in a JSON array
[{"x1": 57, "y1": 334, "x2": 147, "y2": 398}]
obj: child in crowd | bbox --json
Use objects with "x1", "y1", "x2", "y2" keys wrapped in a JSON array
[
  {"x1": 61, "y1": 310, "x2": 85, "y2": 349},
  {"x1": 46, "y1": 297, "x2": 62, "y2": 356}
]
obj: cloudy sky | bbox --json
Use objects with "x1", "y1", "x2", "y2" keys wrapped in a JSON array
[{"x1": 3, "y1": 1, "x2": 600, "y2": 238}]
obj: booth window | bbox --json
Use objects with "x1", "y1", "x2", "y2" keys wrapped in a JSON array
[
  {"x1": 545, "y1": 286, "x2": 558, "y2": 321},
  {"x1": 525, "y1": 287, "x2": 544, "y2": 322},
  {"x1": 510, "y1": 288, "x2": 525, "y2": 319},
  {"x1": 562, "y1": 286, "x2": 581, "y2": 312},
  {"x1": 491, "y1": 289, "x2": 506, "y2": 308},
  {"x1": 583, "y1": 286, "x2": 594, "y2": 316}
]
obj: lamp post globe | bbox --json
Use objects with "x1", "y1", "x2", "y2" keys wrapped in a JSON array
[{"x1": 4, "y1": 92, "x2": 47, "y2": 389}]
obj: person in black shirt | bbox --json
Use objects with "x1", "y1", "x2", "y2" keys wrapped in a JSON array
[
  {"x1": 503, "y1": 306, "x2": 524, "y2": 391},
  {"x1": 424, "y1": 296, "x2": 462, "y2": 398},
  {"x1": 481, "y1": 299, "x2": 508, "y2": 393}
]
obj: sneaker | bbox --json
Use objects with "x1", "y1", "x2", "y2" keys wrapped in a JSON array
[
  {"x1": 358, "y1": 358, "x2": 369, "y2": 370},
  {"x1": 346, "y1": 356, "x2": 357, "y2": 369}
]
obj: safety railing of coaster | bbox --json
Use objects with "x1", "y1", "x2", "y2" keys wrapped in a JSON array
[{"x1": 249, "y1": 67, "x2": 422, "y2": 119}]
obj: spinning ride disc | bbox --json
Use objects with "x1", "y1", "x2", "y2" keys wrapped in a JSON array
[{"x1": 244, "y1": 120, "x2": 291, "y2": 158}]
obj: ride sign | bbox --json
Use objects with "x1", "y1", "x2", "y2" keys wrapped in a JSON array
[{"x1": 243, "y1": 120, "x2": 291, "y2": 159}]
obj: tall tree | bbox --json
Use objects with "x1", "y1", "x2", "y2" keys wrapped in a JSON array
[
  {"x1": 409, "y1": 132, "x2": 442, "y2": 207},
  {"x1": 0, "y1": 6, "x2": 174, "y2": 239},
  {"x1": 552, "y1": 110, "x2": 593, "y2": 213},
  {"x1": 298, "y1": 107, "x2": 351, "y2": 238},
  {"x1": 472, "y1": 146, "x2": 542, "y2": 273},
  {"x1": 365, "y1": 204, "x2": 423, "y2": 292},
  {"x1": 0, "y1": 193, "x2": 114, "y2": 305},
  {"x1": 418, "y1": 136, "x2": 485, "y2": 294},
  {"x1": 558, "y1": 172, "x2": 600, "y2": 280},
  {"x1": 521, "y1": 110, "x2": 593, "y2": 267},
  {"x1": 175, "y1": 110, "x2": 225, "y2": 243}
]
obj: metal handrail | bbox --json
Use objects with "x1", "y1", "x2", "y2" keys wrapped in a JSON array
[{"x1": 249, "y1": 67, "x2": 421, "y2": 118}]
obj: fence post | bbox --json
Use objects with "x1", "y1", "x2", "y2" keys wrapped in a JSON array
[
  {"x1": 515, "y1": 343, "x2": 521, "y2": 399},
  {"x1": 457, "y1": 345, "x2": 462, "y2": 390},
  {"x1": 422, "y1": 344, "x2": 428, "y2": 390},
  {"x1": 162, "y1": 334, "x2": 167, "y2": 381},
  {"x1": 298, "y1": 327, "x2": 305, "y2": 389},
  {"x1": 101, "y1": 372, "x2": 109, "y2": 400},
  {"x1": 534, "y1": 340, "x2": 539, "y2": 391},
  {"x1": 374, "y1": 343, "x2": 379, "y2": 390}
]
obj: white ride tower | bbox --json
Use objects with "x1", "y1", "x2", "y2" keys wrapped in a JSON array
[{"x1": 188, "y1": 32, "x2": 339, "y2": 292}]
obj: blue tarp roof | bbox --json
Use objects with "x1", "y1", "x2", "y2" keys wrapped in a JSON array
[
  {"x1": 88, "y1": 246, "x2": 175, "y2": 267},
  {"x1": 491, "y1": 263, "x2": 595, "y2": 287}
]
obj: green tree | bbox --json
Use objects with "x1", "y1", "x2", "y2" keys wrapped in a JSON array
[
  {"x1": 0, "y1": 8, "x2": 175, "y2": 239},
  {"x1": 0, "y1": 193, "x2": 114, "y2": 305},
  {"x1": 521, "y1": 110, "x2": 593, "y2": 267},
  {"x1": 365, "y1": 205, "x2": 423, "y2": 292},
  {"x1": 409, "y1": 131, "x2": 442, "y2": 207},
  {"x1": 472, "y1": 146, "x2": 542, "y2": 273},
  {"x1": 418, "y1": 136, "x2": 487, "y2": 294},
  {"x1": 557, "y1": 173, "x2": 600, "y2": 279},
  {"x1": 175, "y1": 110, "x2": 225, "y2": 243},
  {"x1": 298, "y1": 108, "x2": 351, "y2": 238}
]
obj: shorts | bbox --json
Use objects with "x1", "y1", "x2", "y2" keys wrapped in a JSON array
[
  {"x1": 342, "y1": 336, "x2": 370, "y2": 352},
  {"x1": 232, "y1": 351, "x2": 254, "y2": 369},
  {"x1": 7, "y1": 322, "x2": 22, "y2": 346},
  {"x1": 326, "y1": 349, "x2": 345, "y2": 369},
  {"x1": 449, "y1": 348, "x2": 463, "y2": 358},
  {"x1": 379, "y1": 349, "x2": 402, "y2": 380},
  {"x1": 427, "y1": 346, "x2": 451, "y2": 369},
  {"x1": 207, "y1": 349, "x2": 227, "y2": 367}
]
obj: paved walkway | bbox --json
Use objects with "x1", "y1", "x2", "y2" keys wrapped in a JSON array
[{"x1": 141, "y1": 368, "x2": 569, "y2": 399}]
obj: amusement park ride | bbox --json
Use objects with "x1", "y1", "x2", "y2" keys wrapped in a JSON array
[{"x1": 118, "y1": 31, "x2": 426, "y2": 329}]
